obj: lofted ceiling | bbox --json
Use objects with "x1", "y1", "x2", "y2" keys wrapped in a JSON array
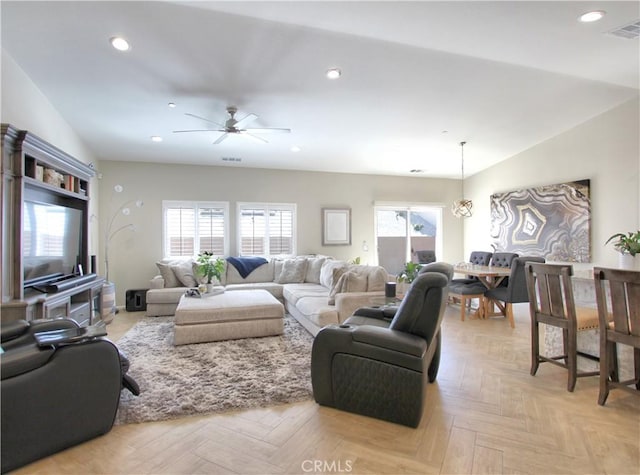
[{"x1": 1, "y1": 1, "x2": 638, "y2": 178}]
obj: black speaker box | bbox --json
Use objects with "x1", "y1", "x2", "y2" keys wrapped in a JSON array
[{"x1": 125, "y1": 289, "x2": 148, "y2": 312}]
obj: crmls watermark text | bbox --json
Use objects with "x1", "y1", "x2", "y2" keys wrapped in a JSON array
[{"x1": 301, "y1": 459, "x2": 353, "y2": 473}]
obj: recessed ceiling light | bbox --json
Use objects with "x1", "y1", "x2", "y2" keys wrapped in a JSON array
[
  {"x1": 326, "y1": 68, "x2": 342, "y2": 79},
  {"x1": 168, "y1": 102, "x2": 176, "y2": 108},
  {"x1": 290, "y1": 145, "x2": 301, "y2": 153},
  {"x1": 150, "y1": 136, "x2": 163, "y2": 142},
  {"x1": 110, "y1": 36, "x2": 130, "y2": 51},
  {"x1": 579, "y1": 11, "x2": 606, "y2": 23}
]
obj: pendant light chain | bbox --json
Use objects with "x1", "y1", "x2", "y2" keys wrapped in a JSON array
[
  {"x1": 460, "y1": 141, "x2": 466, "y2": 197},
  {"x1": 451, "y1": 140, "x2": 473, "y2": 218}
]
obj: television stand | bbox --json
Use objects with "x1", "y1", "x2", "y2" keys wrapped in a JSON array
[
  {"x1": 3, "y1": 276, "x2": 106, "y2": 327},
  {"x1": 32, "y1": 273, "x2": 97, "y2": 294}
]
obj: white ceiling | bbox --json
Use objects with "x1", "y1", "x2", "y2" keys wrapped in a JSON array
[{"x1": 1, "y1": 1, "x2": 638, "y2": 178}]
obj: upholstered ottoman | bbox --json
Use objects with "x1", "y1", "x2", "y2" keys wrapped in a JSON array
[{"x1": 173, "y1": 289, "x2": 284, "y2": 345}]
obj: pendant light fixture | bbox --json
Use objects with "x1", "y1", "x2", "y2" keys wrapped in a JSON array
[{"x1": 452, "y1": 141, "x2": 473, "y2": 218}]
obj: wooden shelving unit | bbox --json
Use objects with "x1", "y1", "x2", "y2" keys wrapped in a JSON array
[{"x1": 1, "y1": 123, "x2": 101, "y2": 326}]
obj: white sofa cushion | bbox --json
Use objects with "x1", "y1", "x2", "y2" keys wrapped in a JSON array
[
  {"x1": 156, "y1": 261, "x2": 181, "y2": 288},
  {"x1": 292, "y1": 296, "x2": 338, "y2": 329},
  {"x1": 304, "y1": 256, "x2": 328, "y2": 284},
  {"x1": 283, "y1": 283, "x2": 329, "y2": 306},
  {"x1": 172, "y1": 260, "x2": 200, "y2": 287},
  {"x1": 276, "y1": 258, "x2": 308, "y2": 284},
  {"x1": 319, "y1": 259, "x2": 348, "y2": 289}
]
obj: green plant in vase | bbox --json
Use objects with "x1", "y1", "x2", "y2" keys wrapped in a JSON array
[
  {"x1": 605, "y1": 230, "x2": 640, "y2": 256},
  {"x1": 397, "y1": 261, "x2": 421, "y2": 284},
  {"x1": 196, "y1": 251, "x2": 225, "y2": 291}
]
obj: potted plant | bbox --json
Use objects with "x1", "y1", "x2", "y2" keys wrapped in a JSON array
[
  {"x1": 396, "y1": 261, "x2": 421, "y2": 295},
  {"x1": 605, "y1": 230, "x2": 640, "y2": 270},
  {"x1": 195, "y1": 251, "x2": 225, "y2": 292}
]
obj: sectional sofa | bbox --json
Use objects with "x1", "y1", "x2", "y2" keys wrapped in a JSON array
[{"x1": 146, "y1": 256, "x2": 389, "y2": 336}]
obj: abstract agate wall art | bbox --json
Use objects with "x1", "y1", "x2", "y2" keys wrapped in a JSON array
[{"x1": 490, "y1": 180, "x2": 591, "y2": 262}]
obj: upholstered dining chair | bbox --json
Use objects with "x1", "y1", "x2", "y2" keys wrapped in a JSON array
[
  {"x1": 525, "y1": 262, "x2": 600, "y2": 392},
  {"x1": 416, "y1": 250, "x2": 436, "y2": 264},
  {"x1": 449, "y1": 251, "x2": 494, "y2": 320},
  {"x1": 488, "y1": 252, "x2": 519, "y2": 288},
  {"x1": 311, "y1": 269, "x2": 449, "y2": 427},
  {"x1": 450, "y1": 251, "x2": 493, "y2": 285},
  {"x1": 448, "y1": 280, "x2": 487, "y2": 321},
  {"x1": 484, "y1": 256, "x2": 545, "y2": 327},
  {"x1": 594, "y1": 267, "x2": 640, "y2": 405}
]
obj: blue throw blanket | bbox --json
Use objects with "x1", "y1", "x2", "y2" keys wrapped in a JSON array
[{"x1": 226, "y1": 256, "x2": 268, "y2": 279}]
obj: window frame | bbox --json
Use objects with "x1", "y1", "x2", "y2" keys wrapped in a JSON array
[
  {"x1": 236, "y1": 202, "x2": 297, "y2": 258},
  {"x1": 162, "y1": 200, "x2": 230, "y2": 258}
]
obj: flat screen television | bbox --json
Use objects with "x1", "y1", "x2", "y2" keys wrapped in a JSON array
[{"x1": 23, "y1": 187, "x2": 85, "y2": 288}]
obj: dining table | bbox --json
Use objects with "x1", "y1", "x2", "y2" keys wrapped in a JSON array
[{"x1": 452, "y1": 263, "x2": 512, "y2": 318}]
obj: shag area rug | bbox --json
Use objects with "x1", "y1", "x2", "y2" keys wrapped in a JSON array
[{"x1": 114, "y1": 315, "x2": 314, "y2": 425}]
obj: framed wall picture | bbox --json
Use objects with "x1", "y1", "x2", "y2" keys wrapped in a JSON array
[
  {"x1": 489, "y1": 179, "x2": 591, "y2": 262},
  {"x1": 322, "y1": 208, "x2": 351, "y2": 246}
]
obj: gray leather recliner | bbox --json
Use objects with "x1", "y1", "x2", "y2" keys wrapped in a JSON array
[
  {"x1": 1, "y1": 319, "x2": 138, "y2": 473},
  {"x1": 311, "y1": 270, "x2": 449, "y2": 427}
]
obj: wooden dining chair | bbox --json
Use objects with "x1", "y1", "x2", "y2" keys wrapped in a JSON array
[
  {"x1": 594, "y1": 267, "x2": 640, "y2": 405},
  {"x1": 525, "y1": 262, "x2": 599, "y2": 392}
]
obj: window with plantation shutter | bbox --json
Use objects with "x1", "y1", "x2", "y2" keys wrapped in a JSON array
[
  {"x1": 163, "y1": 201, "x2": 229, "y2": 258},
  {"x1": 237, "y1": 203, "x2": 296, "y2": 257}
]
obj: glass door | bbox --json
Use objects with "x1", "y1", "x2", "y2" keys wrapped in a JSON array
[{"x1": 375, "y1": 205, "x2": 442, "y2": 276}]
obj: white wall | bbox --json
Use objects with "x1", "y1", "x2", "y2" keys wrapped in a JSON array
[
  {"x1": 464, "y1": 97, "x2": 640, "y2": 273},
  {"x1": 1, "y1": 49, "x2": 101, "y2": 255},
  {"x1": 97, "y1": 161, "x2": 463, "y2": 303}
]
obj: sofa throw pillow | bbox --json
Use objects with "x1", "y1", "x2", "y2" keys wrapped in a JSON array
[
  {"x1": 327, "y1": 267, "x2": 348, "y2": 305},
  {"x1": 276, "y1": 258, "x2": 308, "y2": 284},
  {"x1": 156, "y1": 261, "x2": 181, "y2": 288},
  {"x1": 320, "y1": 259, "x2": 347, "y2": 289},
  {"x1": 345, "y1": 271, "x2": 368, "y2": 293},
  {"x1": 304, "y1": 257, "x2": 327, "y2": 284},
  {"x1": 366, "y1": 266, "x2": 388, "y2": 292},
  {"x1": 171, "y1": 260, "x2": 199, "y2": 287},
  {"x1": 328, "y1": 270, "x2": 368, "y2": 305}
]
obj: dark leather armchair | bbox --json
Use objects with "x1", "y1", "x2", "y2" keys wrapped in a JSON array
[
  {"x1": 1, "y1": 319, "x2": 139, "y2": 473},
  {"x1": 311, "y1": 270, "x2": 449, "y2": 427}
]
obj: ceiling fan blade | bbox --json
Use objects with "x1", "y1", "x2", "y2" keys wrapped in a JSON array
[
  {"x1": 244, "y1": 127, "x2": 291, "y2": 134},
  {"x1": 173, "y1": 129, "x2": 224, "y2": 134},
  {"x1": 234, "y1": 113, "x2": 258, "y2": 129},
  {"x1": 240, "y1": 131, "x2": 268, "y2": 144},
  {"x1": 213, "y1": 133, "x2": 229, "y2": 145},
  {"x1": 185, "y1": 112, "x2": 223, "y2": 127}
]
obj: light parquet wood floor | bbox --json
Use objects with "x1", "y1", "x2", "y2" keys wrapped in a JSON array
[{"x1": 11, "y1": 304, "x2": 639, "y2": 475}]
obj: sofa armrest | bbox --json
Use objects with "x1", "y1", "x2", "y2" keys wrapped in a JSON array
[
  {"x1": 335, "y1": 291, "x2": 385, "y2": 323},
  {"x1": 150, "y1": 275, "x2": 165, "y2": 289}
]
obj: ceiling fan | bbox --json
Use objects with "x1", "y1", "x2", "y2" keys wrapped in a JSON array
[{"x1": 173, "y1": 106, "x2": 291, "y2": 144}]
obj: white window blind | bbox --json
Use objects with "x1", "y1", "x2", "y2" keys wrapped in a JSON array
[
  {"x1": 163, "y1": 201, "x2": 228, "y2": 258},
  {"x1": 238, "y1": 203, "x2": 296, "y2": 257}
]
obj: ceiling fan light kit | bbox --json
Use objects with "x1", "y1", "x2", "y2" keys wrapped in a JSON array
[
  {"x1": 452, "y1": 141, "x2": 473, "y2": 218},
  {"x1": 173, "y1": 106, "x2": 290, "y2": 145}
]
